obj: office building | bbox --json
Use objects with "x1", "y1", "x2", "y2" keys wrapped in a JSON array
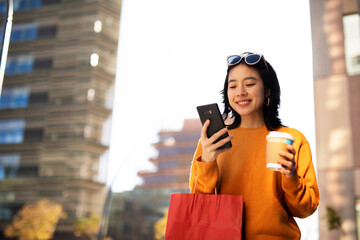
[
  {"x1": 309, "y1": 0, "x2": 360, "y2": 239},
  {"x1": 0, "y1": 0, "x2": 121, "y2": 238}
]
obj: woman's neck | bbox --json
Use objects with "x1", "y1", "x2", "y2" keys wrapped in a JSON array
[{"x1": 240, "y1": 114, "x2": 265, "y2": 128}]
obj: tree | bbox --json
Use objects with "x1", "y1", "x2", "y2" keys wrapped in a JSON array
[
  {"x1": 73, "y1": 213, "x2": 114, "y2": 240},
  {"x1": 4, "y1": 198, "x2": 67, "y2": 240},
  {"x1": 325, "y1": 205, "x2": 342, "y2": 231},
  {"x1": 154, "y1": 209, "x2": 168, "y2": 240},
  {"x1": 74, "y1": 214, "x2": 100, "y2": 240}
]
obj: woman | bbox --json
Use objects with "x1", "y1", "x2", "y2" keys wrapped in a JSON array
[{"x1": 189, "y1": 52, "x2": 319, "y2": 239}]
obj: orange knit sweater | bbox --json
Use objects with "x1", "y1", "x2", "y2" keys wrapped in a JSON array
[{"x1": 189, "y1": 125, "x2": 319, "y2": 240}]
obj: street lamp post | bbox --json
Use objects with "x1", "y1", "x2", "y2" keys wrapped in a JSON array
[{"x1": 0, "y1": 0, "x2": 13, "y2": 96}]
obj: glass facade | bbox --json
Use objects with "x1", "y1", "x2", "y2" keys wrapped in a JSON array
[
  {"x1": 0, "y1": 205, "x2": 12, "y2": 220},
  {"x1": 0, "y1": 119, "x2": 26, "y2": 144},
  {"x1": 343, "y1": 14, "x2": 360, "y2": 76},
  {"x1": 0, "y1": 0, "x2": 121, "y2": 238},
  {"x1": 5, "y1": 55, "x2": 34, "y2": 75},
  {"x1": 10, "y1": 23, "x2": 38, "y2": 42},
  {"x1": 0, "y1": 86, "x2": 30, "y2": 109},
  {"x1": 0, "y1": 0, "x2": 41, "y2": 13},
  {"x1": 0, "y1": 203, "x2": 22, "y2": 220},
  {"x1": 0, "y1": 154, "x2": 21, "y2": 180}
]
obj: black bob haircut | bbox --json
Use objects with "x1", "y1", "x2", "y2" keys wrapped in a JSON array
[{"x1": 221, "y1": 58, "x2": 283, "y2": 131}]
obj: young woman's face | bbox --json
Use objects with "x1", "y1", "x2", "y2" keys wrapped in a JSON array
[{"x1": 227, "y1": 64, "x2": 266, "y2": 121}]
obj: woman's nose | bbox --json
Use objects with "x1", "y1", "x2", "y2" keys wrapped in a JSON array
[{"x1": 236, "y1": 86, "x2": 247, "y2": 96}]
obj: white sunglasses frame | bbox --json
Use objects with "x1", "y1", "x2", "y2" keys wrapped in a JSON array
[{"x1": 227, "y1": 53, "x2": 264, "y2": 66}]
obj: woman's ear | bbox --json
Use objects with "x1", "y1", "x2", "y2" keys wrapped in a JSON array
[{"x1": 265, "y1": 89, "x2": 270, "y2": 98}]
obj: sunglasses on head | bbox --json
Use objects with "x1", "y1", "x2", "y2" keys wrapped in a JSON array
[{"x1": 227, "y1": 52, "x2": 265, "y2": 66}]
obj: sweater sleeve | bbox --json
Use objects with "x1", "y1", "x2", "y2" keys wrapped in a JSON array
[
  {"x1": 281, "y1": 136, "x2": 320, "y2": 218},
  {"x1": 189, "y1": 140, "x2": 219, "y2": 194}
]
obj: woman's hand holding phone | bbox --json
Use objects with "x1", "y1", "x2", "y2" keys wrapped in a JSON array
[{"x1": 200, "y1": 119, "x2": 233, "y2": 162}]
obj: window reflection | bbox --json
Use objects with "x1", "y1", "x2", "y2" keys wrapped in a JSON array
[
  {"x1": 343, "y1": 14, "x2": 360, "y2": 75},
  {"x1": 0, "y1": 154, "x2": 20, "y2": 180},
  {"x1": 0, "y1": 119, "x2": 26, "y2": 144},
  {"x1": 10, "y1": 23, "x2": 38, "y2": 42},
  {"x1": 0, "y1": 0, "x2": 52, "y2": 13},
  {"x1": 0, "y1": 86, "x2": 29, "y2": 109},
  {"x1": 5, "y1": 55, "x2": 34, "y2": 75}
]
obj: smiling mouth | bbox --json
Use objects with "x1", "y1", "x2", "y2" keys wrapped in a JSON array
[{"x1": 237, "y1": 100, "x2": 251, "y2": 105}]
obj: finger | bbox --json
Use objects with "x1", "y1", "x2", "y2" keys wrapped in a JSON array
[
  {"x1": 213, "y1": 135, "x2": 233, "y2": 150},
  {"x1": 286, "y1": 144, "x2": 296, "y2": 155},
  {"x1": 201, "y1": 119, "x2": 210, "y2": 139},
  {"x1": 278, "y1": 167, "x2": 287, "y2": 174},
  {"x1": 279, "y1": 150, "x2": 294, "y2": 161},
  {"x1": 209, "y1": 127, "x2": 228, "y2": 143},
  {"x1": 278, "y1": 167, "x2": 293, "y2": 178},
  {"x1": 277, "y1": 159, "x2": 293, "y2": 169}
]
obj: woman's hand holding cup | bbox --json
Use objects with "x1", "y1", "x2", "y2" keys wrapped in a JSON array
[{"x1": 277, "y1": 144, "x2": 296, "y2": 178}]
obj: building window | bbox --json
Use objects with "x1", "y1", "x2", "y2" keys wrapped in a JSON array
[
  {"x1": 14, "y1": 0, "x2": 42, "y2": 10},
  {"x1": 0, "y1": 192, "x2": 15, "y2": 201},
  {"x1": 0, "y1": 24, "x2": 57, "y2": 41},
  {"x1": 0, "y1": 205, "x2": 12, "y2": 220},
  {"x1": 0, "y1": 204, "x2": 22, "y2": 220},
  {"x1": 24, "y1": 128, "x2": 43, "y2": 142},
  {"x1": 38, "y1": 25, "x2": 57, "y2": 39},
  {"x1": 5, "y1": 55, "x2": 34, "y2": 75},
  {"x1": 10, "y1": 23, "x2": 39, "y2": 42},
  {"x1": 0, "y1": 119, "x2": 26, "y2": 144},
  {"x1": 17, "y1": 166, "x2": 38, "y2": 177},
  {"x1": 0, "y1": 154, "x2": 21, "y2": 180},
  {"x1": 5, "y1": 56, "x2": 52, "y2": 75},
  {"x1": 42, "y1": 0, "x2": 60, "y2": 6},
  {"x1": 33, "y1": 58, "x2": 52, "y2": 70},
  {"x1": 0, "y1": 86, "x2": 29, "y2": 109},
  {"x1": 0, "y1": 0, "x2": 41, "y2": 13},
  {"x1": 343, "y1": 14, "x2": 360, "y2": 76},
  {"x1": 29, "y1": 92, "x2": 48, "y2": 105}
]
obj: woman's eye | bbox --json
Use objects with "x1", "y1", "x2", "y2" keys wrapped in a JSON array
[
  {"x1": 229, "y1": 85, "x2": 236, "y2": 89},
  {"x1": 246, "y1": 83, "x2": 255, "y2": 87}
]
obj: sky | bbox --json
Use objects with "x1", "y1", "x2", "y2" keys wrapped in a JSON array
[{"x1": 108, "y1": 0, "x2": 318, "y2": 238}]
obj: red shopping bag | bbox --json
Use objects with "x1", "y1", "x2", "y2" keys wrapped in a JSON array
[{"x1": 165, "y1": 193, "x2": 244, "y2": 240}]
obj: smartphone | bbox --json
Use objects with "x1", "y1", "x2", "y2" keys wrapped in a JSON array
[{"x1": 196, "y1": 103, "x2": 232, "y2": 149}]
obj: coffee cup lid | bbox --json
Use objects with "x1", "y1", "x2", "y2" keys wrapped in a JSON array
[{"x1": 266, "y1": 131, "x2": 294, "y2": 141}]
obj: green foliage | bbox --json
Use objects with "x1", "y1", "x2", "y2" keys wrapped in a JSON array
[{"x1": 325, "y1": 205, "x2": 342, "y2": 231}]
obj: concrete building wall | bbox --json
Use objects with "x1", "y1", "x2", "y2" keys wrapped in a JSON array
[{"x1": 309, "y1": 0, "x2": 359, "y2": 239}]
